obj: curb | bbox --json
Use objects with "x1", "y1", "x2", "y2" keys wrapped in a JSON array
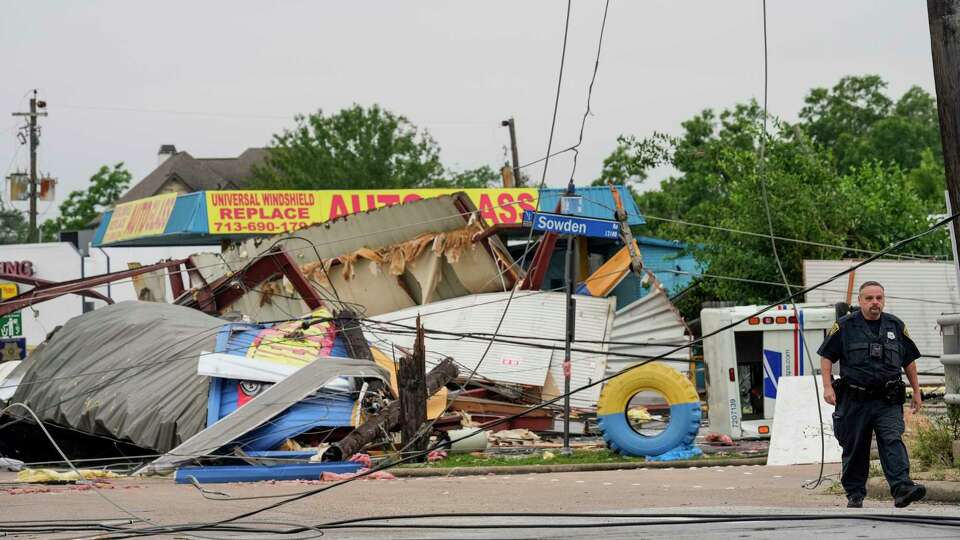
[
  {"x1": 866, "y1": 477, "x2": 960, "y2": 504},
  {"x1": 391, "y1": 456, "x2": 767, "y2": 478}
]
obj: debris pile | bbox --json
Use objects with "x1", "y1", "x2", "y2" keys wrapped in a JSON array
[{"x1": 0, "y1": 190, "x2": 702, "y2": 484}]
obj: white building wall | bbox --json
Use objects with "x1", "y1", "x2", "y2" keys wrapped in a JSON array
[
  {"x1": 803, "y1": 259, "x2": 960, "y2": 380},
  {"x1": 0, "y1": 242, "x2": 205, "y2": 349},
  {"x1": 0, "y1": 243, "x2": 83, "y2": 348}
]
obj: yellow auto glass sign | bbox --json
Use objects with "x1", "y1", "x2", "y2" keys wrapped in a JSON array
[
  {"x1": 206, "y1": 189, "x2": 538, "y2": 234},
  {"x1": 102, "y1": 192, "x2": 178, "y2": 243}
]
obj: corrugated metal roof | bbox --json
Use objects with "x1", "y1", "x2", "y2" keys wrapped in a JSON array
[
  {"x1": 363, "y1": 291, "x2": 615, "y2": 405},
  {"x1": 547, "y1": 294, "x2": 616, "y2": 408},
  {"x1": 538, "y1": 186, "x2": 645, "y2": 226},
  {"x1": 803, "y1": 260, "x2": 960, "y2": 382},
  {"x1": 607, "y1": 278, "x2": 692, "y2": 378}
]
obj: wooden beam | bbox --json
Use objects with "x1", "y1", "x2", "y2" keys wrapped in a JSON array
[{"x1": 321, "y1": 357, "x2": 458, "y2": 462}]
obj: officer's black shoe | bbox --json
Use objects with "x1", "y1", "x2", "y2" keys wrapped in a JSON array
[
  {"x1": 894, "y1": 484, "x2": 926, "y2": 508},
  {"x1": 846, "y1": 496, "x2": 863, "y2": 508}
]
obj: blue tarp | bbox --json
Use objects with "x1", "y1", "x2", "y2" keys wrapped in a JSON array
[
  {"x1": 174, "y1": 462, "x2": 361, "y2": 484},
  {"x1": 645, "y1": 443, "x2": 704, "y2": 462}
]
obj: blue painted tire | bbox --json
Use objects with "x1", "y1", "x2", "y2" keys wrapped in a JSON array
[{"x1": 597, "y1": 363, "x2": 701, "y2": 457}]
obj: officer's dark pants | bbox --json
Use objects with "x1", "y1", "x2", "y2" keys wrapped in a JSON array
[{"x1": 833, "y1": 397, "x2": 914, "y2": 499}]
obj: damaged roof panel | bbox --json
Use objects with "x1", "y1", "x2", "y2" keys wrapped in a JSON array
[
  {"x1": 138, "y1": 355, "x2": 389, "y2": 475},
  {"x1": 607, "y1": 279, "x2": 693, "y2": 377},
  {"x1": 187, "y1": 193, "x2": 516, "y2": 320},
  {"x1": 10, "y1": 302, "x2": 223, "y2": 452}
]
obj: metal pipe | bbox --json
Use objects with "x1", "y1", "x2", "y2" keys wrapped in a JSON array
[{"x1": 97, "y1": 247, "x2": 112, "y2": 300}]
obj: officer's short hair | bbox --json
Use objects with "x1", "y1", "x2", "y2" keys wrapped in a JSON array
[{"x1": 859, "y1": 281, "x2": 884, "y2": 292}]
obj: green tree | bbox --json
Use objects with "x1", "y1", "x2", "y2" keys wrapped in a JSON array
[
  {"x1": 0, "y1": 208, "x2": 28, "y2": 244},
  {"x1": 798, "y1": 75, "x2": 944, "y2": 206},
  {"x1": 603, "y1": 92, "x2": 950, "y2": 310},
  {"x1": 41, "y1": 163, "x2": 132, "y2": 241},
  {"x1": 252, "y1": 104, "x2": 497, "y2": 190}
]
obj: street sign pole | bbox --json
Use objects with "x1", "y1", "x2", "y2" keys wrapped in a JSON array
[
  {"x1": 522, "y1": 203, "x2": 620, "y2": 455},
  {"x1": 561, "y1": 234, "x2": 576, "y2": 455},
  {"x1": 560, "y1": 191, "x2": 579, "y2": 457}
]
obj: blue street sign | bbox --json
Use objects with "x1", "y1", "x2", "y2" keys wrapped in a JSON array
[{"x1": 522, "y1": 210, "x2": 621, "y2": 239}]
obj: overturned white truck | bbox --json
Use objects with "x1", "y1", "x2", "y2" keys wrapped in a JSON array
[{"x1": 702, "y1": 304, "x2": 839, "y2": 440}]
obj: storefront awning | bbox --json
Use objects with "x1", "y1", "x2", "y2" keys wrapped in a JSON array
[{"x1": 93, "y1": 186, "x2": 644, "y2": 247}]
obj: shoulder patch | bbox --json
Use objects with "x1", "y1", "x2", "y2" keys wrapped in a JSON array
[
  {"x1": 903, "y1": 325, "x2": 910, "y2": 338},
  {"x1": 828, "y1": 322, "x2": 840, "y2": 336}
]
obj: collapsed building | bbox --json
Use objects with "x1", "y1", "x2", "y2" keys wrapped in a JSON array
[{"x1": 0, "y1": 189, "x2": 697, "y2": 481}]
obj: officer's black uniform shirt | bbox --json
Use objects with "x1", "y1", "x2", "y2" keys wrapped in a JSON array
[{"x1": 818, "y1": 310, "x2": 920, "y2": 387}]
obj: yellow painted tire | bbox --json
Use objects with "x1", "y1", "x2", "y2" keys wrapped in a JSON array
[{"x1": 597, "y1": 363, "x2": 700, "y2": 457}]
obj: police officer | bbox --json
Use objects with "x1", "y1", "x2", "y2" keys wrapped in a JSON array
[{"x1": 819, "y1": 281, "x2": 925, "y2": 508}]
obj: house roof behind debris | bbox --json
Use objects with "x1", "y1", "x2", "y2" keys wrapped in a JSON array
[{"x1": 115, "y1": 148, "x2": 267, "y2": 205}]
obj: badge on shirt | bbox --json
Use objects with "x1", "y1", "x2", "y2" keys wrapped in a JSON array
[
  {"x1": 828, "y1": 322, "x2": 839, "y2": 336},
  {"x1": 887, "y1": 331, "x2": 895, "y2": 340}
]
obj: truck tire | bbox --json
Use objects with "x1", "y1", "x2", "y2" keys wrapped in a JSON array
[{"x1": 597, "y1": 363, "x2": 701, "y2": 457}]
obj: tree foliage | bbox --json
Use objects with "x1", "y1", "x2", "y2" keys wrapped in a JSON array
[
  {"x1": 598, "y1": 76, "x2": 950, "y2": 308},
  {"x1": 252, "y1": 104, "x2": 497, "y2": 190},
  {"x1": 41, "y1": 163, "x2": 131, "y2": 241},
  {"x1": 0, "y1": 208, "x2": 28, "y2": 245},
  {"x1": 799, "y1": 76, "x2": 943, "y2": 179}
]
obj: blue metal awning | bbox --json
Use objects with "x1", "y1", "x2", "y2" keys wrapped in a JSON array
[
  {"x1": 93, "y1": 192, "x2": 225, "y2": 247},
  {"x1": 537, "y1": 185, "x2": 645, "y2": 226}
]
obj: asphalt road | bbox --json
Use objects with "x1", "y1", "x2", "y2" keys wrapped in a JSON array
[{"x1": 2, "y1": 463, "x2": 958, "y2": 539}]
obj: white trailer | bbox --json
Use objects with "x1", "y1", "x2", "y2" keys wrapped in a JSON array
[{"x1": 702, "y1": 304, "x2": 836, "y2": 440}]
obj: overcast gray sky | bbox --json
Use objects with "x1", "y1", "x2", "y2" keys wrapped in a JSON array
[{"x1": 0, "y1": 1, "x2": 937, "y2": 220}]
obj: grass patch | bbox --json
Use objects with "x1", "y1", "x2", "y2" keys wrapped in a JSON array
[
  {"x1": 825, "y1": 481, "x2": 845, "y2": 495},
  {"x1": 399, "y1": 448, "x2": 646, "y2": 468},
  {"x1": 914, "y1": 467, "x2": 960, "y2": 482},
  {"x1": 907, "y1": 408, "x2": 960, "y2": 470},
  {"x1": 394, "y1": 448, "x2": 762, "y2": 469}
]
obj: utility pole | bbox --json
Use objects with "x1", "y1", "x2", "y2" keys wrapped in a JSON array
[
  {"x1": 500, "y1": 117, "x2": 522, "y2": 186},
  {"x1": 12, "y1": 90, "x2": 47, "y2": 243},
  {"x1": 399, "y1": 315, "x2": 428, "y2": 462},
  {"x1": 927, "y1": 1, "x2": 960, "y2": 278}
]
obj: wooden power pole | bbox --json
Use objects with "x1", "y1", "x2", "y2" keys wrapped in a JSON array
[
  {"x1": 11, "y1": 90, "x2": 47, "y2": 243},
  {"x1": 927, "y1": 0, "x2": 960, "y2": 276},
  {"x1": 501, "y1": 117, "x2": 522, "y2": 186}
]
